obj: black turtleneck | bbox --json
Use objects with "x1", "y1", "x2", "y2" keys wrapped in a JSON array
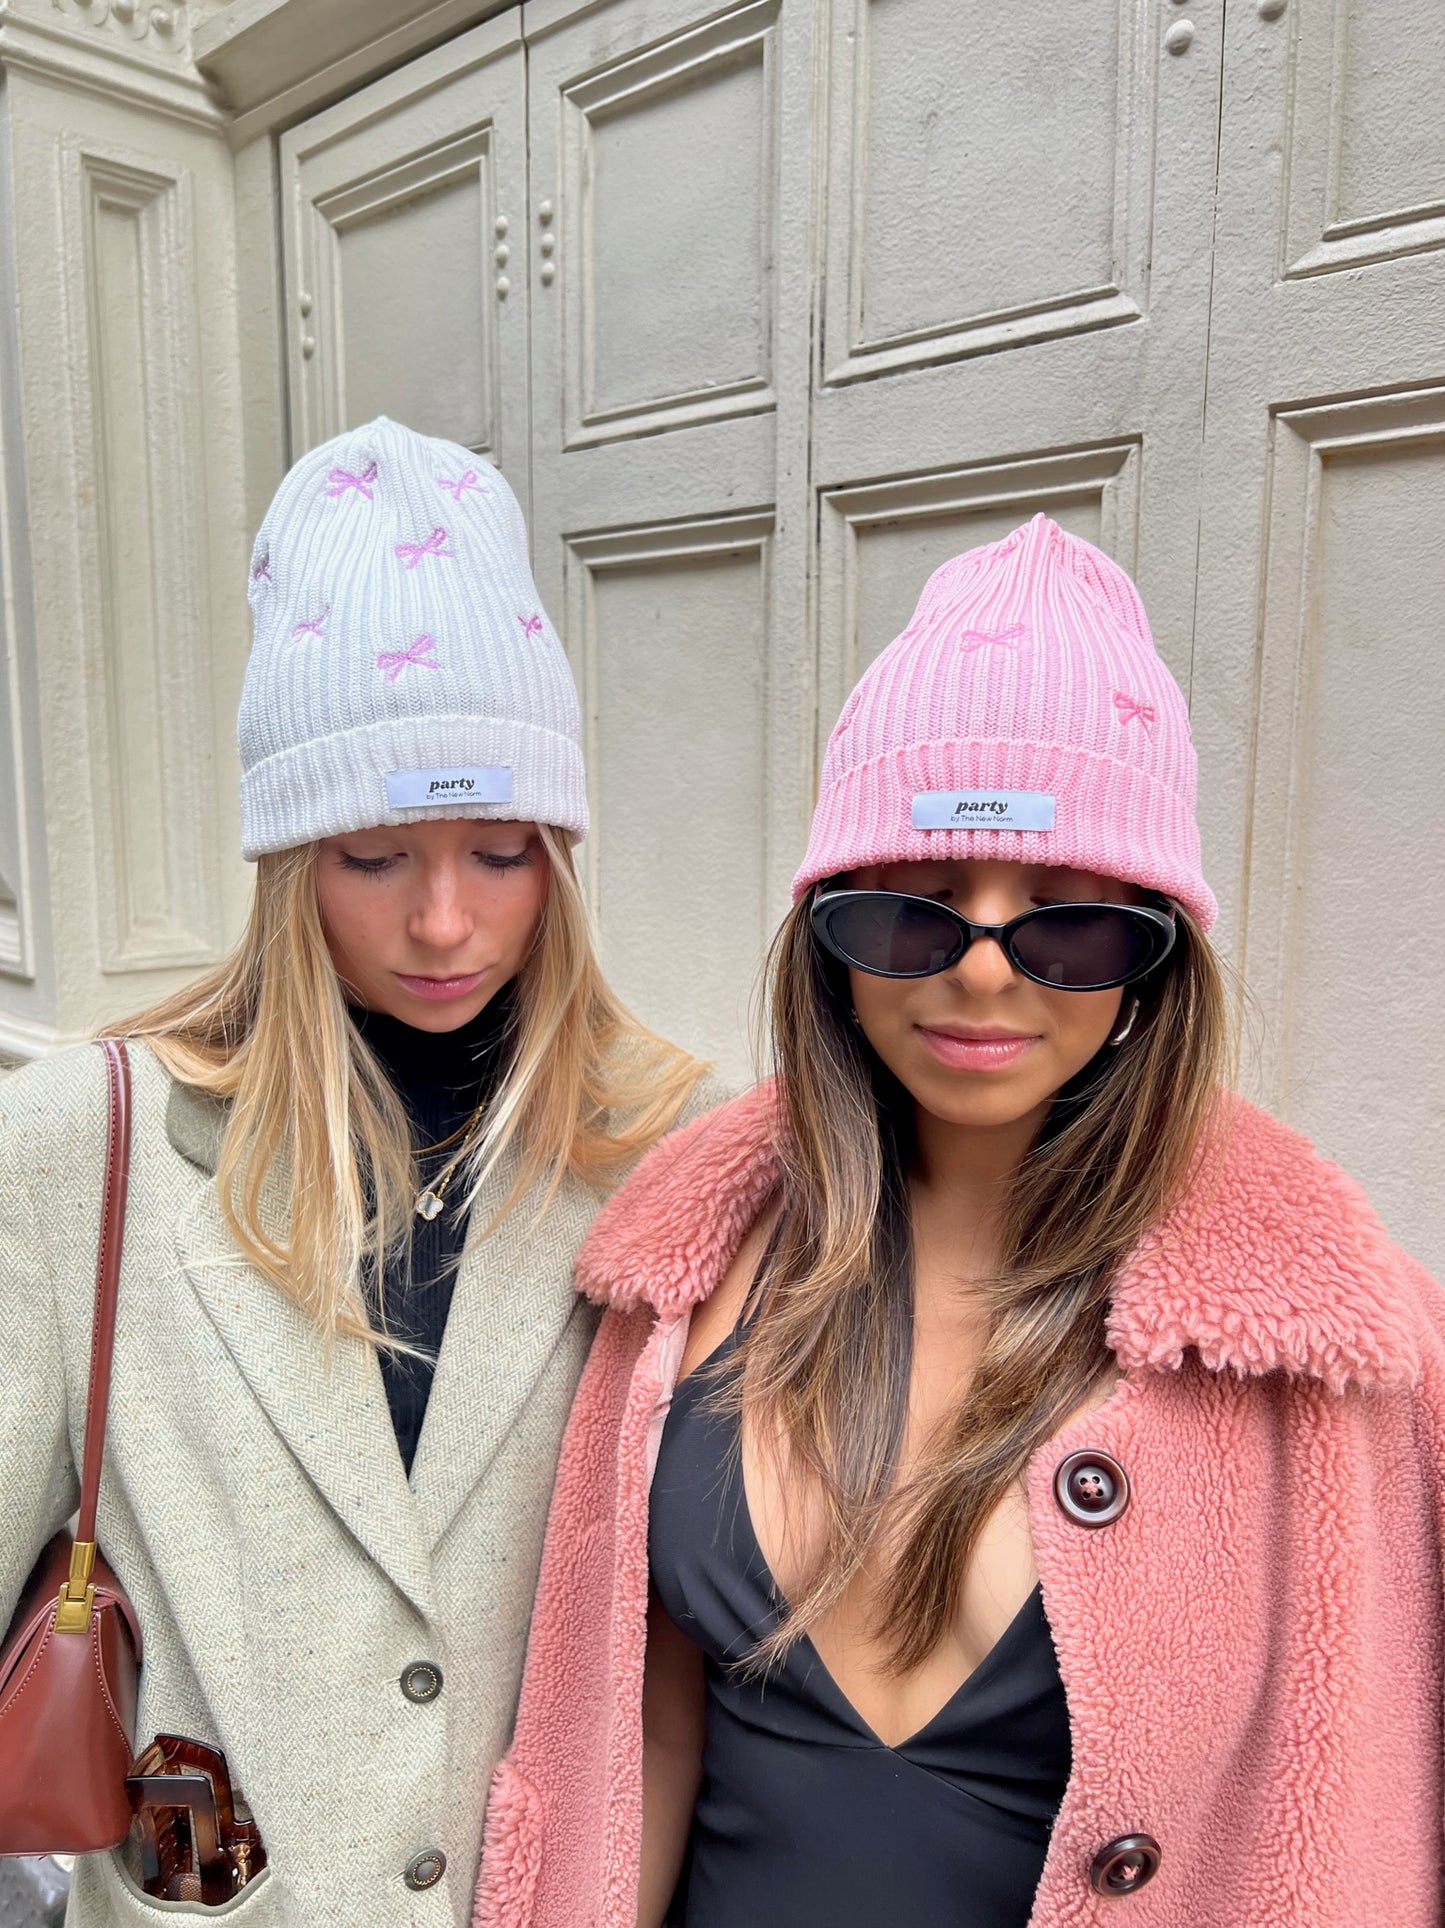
[{"x1": 351, "y1": 988, "x2": 515, "y2": 1475}]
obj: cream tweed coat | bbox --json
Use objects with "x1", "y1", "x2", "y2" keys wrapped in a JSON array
[{"x1": 0, "y1": 1040, "x2": 721, "y2": 1928}]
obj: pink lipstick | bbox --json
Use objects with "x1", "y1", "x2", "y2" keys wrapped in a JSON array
[
  {"x1": 917, "y1": 1026, "x2": 1038, "y2": 1071},
  {"x1": 393, "y1": 971, "x2": 486, "y2": 1003}
]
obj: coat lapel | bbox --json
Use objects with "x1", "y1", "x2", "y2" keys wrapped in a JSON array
[
  {"x1": 169, "y1": 1095, "x2": 435, "y2": 1620},
  {"x1": 409, "y1": 1149, "x2": 599, "y2": 1550},
  {"x1": 574, "y1": 1084, "x2": 1426, "y2": 1394}
]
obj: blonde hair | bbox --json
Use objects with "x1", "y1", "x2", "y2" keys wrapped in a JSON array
[
  {"x1": 120, "y1": 825, "x2": 705, "y2": 1340},
  {"x1": 728, "y1": 896, "x2": 1233, "y2": 1673}
]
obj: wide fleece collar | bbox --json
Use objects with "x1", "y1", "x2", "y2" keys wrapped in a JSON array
[{"x1": 575, "y1": 1085, "x2": 1426, "y2": 1394}]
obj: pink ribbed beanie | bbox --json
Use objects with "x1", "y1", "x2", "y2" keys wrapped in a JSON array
[{"x1": 794, "y1": 514, "x2": 1216, "y2": 930}]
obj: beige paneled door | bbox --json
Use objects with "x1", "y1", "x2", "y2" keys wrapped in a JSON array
[
  {"x1": 1191, "y1": 0, "x2": 1445, "y2": 1275},
  {"x1": 276, "y1": 0, "x2": 1445, "y2": 1271},
  {"x1": 280, "y1": 0, "x2": 1227, "y2": 1087}
]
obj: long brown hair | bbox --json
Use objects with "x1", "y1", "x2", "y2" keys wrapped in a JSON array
[
  {"x1": 121, "y1": 825, "x2": 705, "y2": 1342},
  {"x1": 732, "y1": 891, "x2": 1231, "y2": 1673}
]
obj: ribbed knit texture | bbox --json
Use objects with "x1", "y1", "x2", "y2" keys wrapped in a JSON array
[
  {"x1": 355, "y1": 990, "x2": 515, "y2": 1476},
  {"x1": 239, "y1": 417, "x2": 586, "y2": 858},
  {"x1": 794, "y1": 513, "x2": 1216, "y2": 929}
]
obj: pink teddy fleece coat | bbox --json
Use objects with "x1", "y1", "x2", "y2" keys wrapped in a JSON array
[{"x1": 475, "y1": 1087, "x2": 1445, "y2": 1928}]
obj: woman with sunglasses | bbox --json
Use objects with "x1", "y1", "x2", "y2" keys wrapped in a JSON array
[{"x1": 475, "y1": 514, "x2": 1445, "y2": 1928}]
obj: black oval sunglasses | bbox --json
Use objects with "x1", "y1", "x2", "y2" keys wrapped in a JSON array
[{"x1": 811, "y1": 890, "x2": 1177, "y2": 991}]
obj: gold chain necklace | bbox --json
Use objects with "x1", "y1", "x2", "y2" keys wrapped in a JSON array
[
  {"x1": 413, "y1": 1111, "x2": 479, "y2": 1158},
  {"x1": 413, "y1": 1104, "x2": 487, "y2": 1221}
]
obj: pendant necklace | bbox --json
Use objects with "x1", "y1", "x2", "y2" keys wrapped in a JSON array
[{"x1": 413, "y1": 1104, "x2": 487, "y2": 1222}]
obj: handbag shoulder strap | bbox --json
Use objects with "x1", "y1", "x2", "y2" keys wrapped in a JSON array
[
  {"x1": 57, "y1": 1039, "x2": 132, "y2": 1628},
  {"x1": 77, "y1": 1037, "x2": 132, "y2": 1541}
]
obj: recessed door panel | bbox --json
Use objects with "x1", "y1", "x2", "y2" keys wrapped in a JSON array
[
  {"x1": 564, "y1": 1, "x2": 778, "y2": 438},
  {"x1": 819, "y1": 445, "x2": 1140, "y2": 706},
  {"x1": 1242, "y1": 393, "x2": 1445, "y2": 1273},
  {"x1": 1284, "y1": 0, "x2": 1445, "y2": 274},
  {"x1": 824, "y1": 0, "x2": 1156, "y2": 379},
  {"x1": 80, "y1": 154, "x2": 222, "y2": 972},
  {"x1": 329, "y1": 159, "x2": 493, "y2": 446},
  {"x1": 280, "y1": 15, "x2": 528, "y2": 490},
  {"x1": 1332, "y1": 2, "x2": 1445, "y2": 222},
  {"x1": 567, "y1": 515, "x2": 773, "y2": 1081}
]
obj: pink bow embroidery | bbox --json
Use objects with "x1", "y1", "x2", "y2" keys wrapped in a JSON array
[
  {"x1": 1113, "y1": 691, "x2": 1156, "y2": 730},
  {"x1": 395, "y1": 527, "x2": 454, "y2": 569},
  {"x1": 960, "y1": 625, "x2": 1025, "y2": 652},
  {"x1": 376, "y1": 634, "x2": 440, "y2": 683},
  {"x1": 438, "y1": 470, "x2": 488, "y2": 501},
  {"x1": 251, "y1": 554, "x2": 271, "y2": 583},
  {"x1": 291, "y1": 606, "x2": 330, "y2": 641},
  {"x1": 326, "y1": 461, "x2": 378, "y2": 500},
  {"x1": 518, "y1": 613, "x2": 544, "y2": 640}
]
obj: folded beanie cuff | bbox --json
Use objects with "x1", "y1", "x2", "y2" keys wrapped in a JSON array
[
  {"x1": 240, "y1": 712, "x2": 589, "y2": 859},
  {"x1": 793, "y1": 737, "x2": 1217, "y2": 931}
]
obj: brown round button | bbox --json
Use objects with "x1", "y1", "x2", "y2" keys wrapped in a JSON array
[
  {"x1": 1054, "y1": 1449, "x2": 1130, "y2": 1528},
  {"x1": 1090, "y1": 1834, "x2": 1161, "y2": 1896},
  {"x1": 403, "y1": 1849, "x2": 447, "y2": 1892},
  {"x1": 401, "y1": 1661, "x2": 443, "y2": 1704}
]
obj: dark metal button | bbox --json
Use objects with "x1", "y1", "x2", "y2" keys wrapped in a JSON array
[
  {"x1": 1054, "y1": 1449, "x2": 1130, "y2": 1528},
  {"x1": 1090, "y1": 1834, "x2": 1161, "y2": 1896},
  {"x1": 404, "y1": 1850, "x2": 447, "y2": 1892},
  {"x1": 400, "y1": 1661, "x2": 443, "y2": 1704}
]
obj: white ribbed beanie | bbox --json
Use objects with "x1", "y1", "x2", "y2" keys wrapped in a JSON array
[{"x1": 238, "y1": 416, "x2": 586, "y2": 859}]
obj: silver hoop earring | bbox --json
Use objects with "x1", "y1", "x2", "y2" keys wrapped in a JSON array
[{"x1": 1107, "y1": 996, "x2": 1140, "y2": 1048}]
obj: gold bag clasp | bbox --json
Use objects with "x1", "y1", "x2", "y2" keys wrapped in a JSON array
[{"x1": 54, "y1": 1540, "x2": 97, "y2": 1634}]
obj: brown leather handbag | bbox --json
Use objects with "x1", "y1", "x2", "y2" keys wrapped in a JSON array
[{"x1": 0, "y1": 1038, "x2": 143, "y2": 1853}]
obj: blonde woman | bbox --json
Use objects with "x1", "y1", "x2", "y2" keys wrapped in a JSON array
[
  {"x1": 0, "y1": 418, "x2": 715, "y2": 1927},
  {"x1": 477, "y1": 517, "x2": 1445, "y2": 1928}
]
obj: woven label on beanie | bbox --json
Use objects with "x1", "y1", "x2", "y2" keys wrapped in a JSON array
[
  {"x1": 385, "y1": 766, "x2": 515, "y2": 808},
  {"x1": 912, "y1": 790, "x2": 1056, "y2": 832}
]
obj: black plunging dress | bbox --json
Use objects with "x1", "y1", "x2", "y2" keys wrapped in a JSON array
[{"x1": 647, "y1": 1324, "x2": 1072, "y2": 1927}]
